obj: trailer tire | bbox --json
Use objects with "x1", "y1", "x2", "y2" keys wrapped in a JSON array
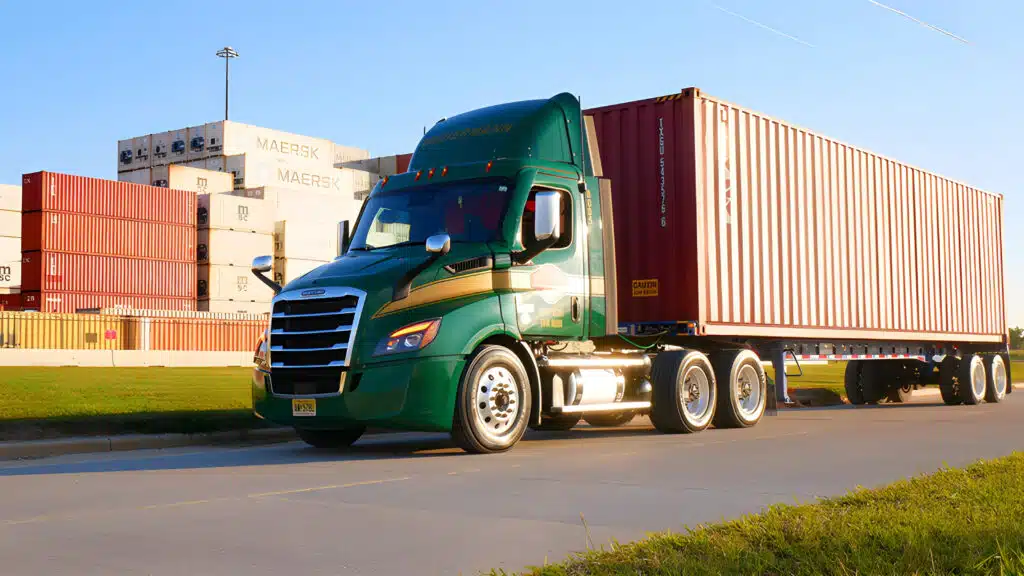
[
  {"x1": 844, "y1": 361, "x2": 866, "y2": 405},
  {"x1": 859, "y1": 362, "x2": 889, "y2": 404},
  {"x1": 886, "y1": 362, "x2": 916, "y2": 403},
  {"x1": 985, "y1": 354, "x2": 1008, "y2": 404},
  {"x1": 451, "y1": 345, "x2": 532, "y2": 454},
  {"x1": 958, "y1": 354, "x2": 986, "y2": 405},
  {"x1": 887, "y1": 381, "x2": 913, "y2": 403},
  {"x1": 295, "y1": 427, "x2": 365, "y2": 449},
  {"x1": 583, "y1": 411, "x2": 637, "y2": 427},
  {"x1": 939, "y1": 356, "x2": 962, "y2": 405},
  {"x1": 530, "y1": 414, "x2": 582, "y2": 431},
  {"x1": 650, "y1": 350, "x2": 717, "y2": 434},
  {"x1": 711, "y1": 350, "x2": 767, "y2": 428}
]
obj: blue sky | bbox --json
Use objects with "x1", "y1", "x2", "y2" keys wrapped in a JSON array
[{"x1": 0, "y1": 1, "x2": 1020, "y2": 326}]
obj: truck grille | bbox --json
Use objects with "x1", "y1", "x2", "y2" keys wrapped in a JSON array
[{"x1": 268, "y1": 288, "x2": 364, "y2": 396}]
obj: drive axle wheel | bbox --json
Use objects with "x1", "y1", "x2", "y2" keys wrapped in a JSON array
[
  {"x1": 650, "y1": 350, "x2": 717, "y2": 434},
  {"x1": 452, "y1": 345, "x2": 532, "y2": 453},
  {"x1": 295, "y1": 427, "x2": 366, "y2": 449},
  {"x1": 712, "y1": 349, "x2": 767, "y2": 428}
]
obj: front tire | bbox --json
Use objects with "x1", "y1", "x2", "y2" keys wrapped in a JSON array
[
  {"x1": 452, "y1": 345, "x2": 532, "y2": 454},
  {"x1": 295, "y1": 427, "x2": 365, "y2": 449},
  {"x1": 712, "y1": 349, "x2": 767, "y2": 428},
  {"x1": 959, "y1": 353, "x2": 987, "y2": 405},
  {"x1": 985, "y1": 354, "x2": 1008, "y2": 404},
  {"x1": 650, "y1": 350, "x2": 717, "y2": 434}
]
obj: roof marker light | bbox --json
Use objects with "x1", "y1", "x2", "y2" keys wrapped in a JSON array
[
  {"x1": 415, "y1": 170, "x2": 423, "y2": 181},
  {"x1": 441, "y1": 166, "x2": 448, "y2": 177},
  {"x1": 486, "y1": 160, "x2": 493, "y2": 172},
  {"x1": 428, "y1": 168, "x2": 435, "y2": 179}
]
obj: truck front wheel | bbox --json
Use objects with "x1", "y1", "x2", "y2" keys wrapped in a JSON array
[
  {"x1": 452, "y1": 345, "x2": 533, "y2": 454},
  {"x1": 650, "y1": 350, "x2": 717, "y2": 434},
  {"x1": 295, "y1": 427, "x2": 365, "y2": 449}
]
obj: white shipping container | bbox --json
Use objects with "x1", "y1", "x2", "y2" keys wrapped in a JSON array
[
  {"x1": 117, "y1": 169, "x2": 151, "y2": 185},
  {"x1": 0, "y1": 236, "x2": 19, "y2": 262},
  {"x1": 232, "y1": 186, "x2": 362, "y2": 226},
  {"x1": 198, "y1": 299, "x2": 272, "y2": 315},
  {"x1": 332, "y1": 143, "x2": 370, "y2": 166},
  {"x1": 214, "y1": 121, "x2": 335, "y2": 169},
  {"x1": 117, "y1": 139, "x2": 134, "y2": 172},
  {"x1": 187, "y1": 125, "x2": 207, "y2": 161},
  {"x1": 198, "y1": 264, "x2": 274, "y2": 302},
  {"x1": 166, "y1": 128, "x2": 188, "y2": 163},
  {"x1": 132, "y1": 136, "x2": 152, "y2": 170},
  {"x1": 206, "y1": 156, "x2": 226, "y2": 172},
  {"x1": 197, "y1": 229, "x2": 274, "y2": 266},
  {"x1": 204, "y1": 121, "x2": 225, "y2": 156},
  {"x1": 151, "y1": 132, "x2": 171, "y2": 166},
  {"x1": 274, "y1": 257, "x2": 329, "y2": 286},
  {"x1": 0, "y1": 259, "x2": 20, "y2": 291},
  {"x1": 0, "y1": 184, "x2": 20, "y2": 211},
  {"x1": 0, "y1": 210, "x2": 21, "y2": 238},
  {"x1": 274, "y1": 220, "x2": 339, "y2": 260},
  {"x1": 225, "y1": 154, "x2": 359, "y2": 195},
  {"x1": 153, "y1": 165, "x2": 233, "y2": 194},
  {"x1": 198, "y1": 193, "x2": 274, "y2": 233}
]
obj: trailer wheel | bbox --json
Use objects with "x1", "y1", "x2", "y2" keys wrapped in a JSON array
[
  {"x1": 844, "y1": 361, "x2": 866, "y2": 405},
  {"x1": 711, "y1": 350, "x2": 767, "y2": 428},
  {"x1": 859, "y1": 362, "x2": 889, "y2": 404},
  {"x1": 985, "y1": 354, "x2": 1008, "y2": 403},
  {"x1": 583, "y1": 411, "x2": 637, "y2": 427},
  {"x1": 887, "y1": 382, "x2": 913, "y2": 403},
  {"x1": 530, "y1": 414, "x2": 582, "y2": 431},
  {"x1": 295, "y1": 427, "x2": 365, "y2": 449},
  {"x1": 886, "y1": 362, "x2": 916, "y2": 403},
  {"x1": 958, "y1": 354, "x2": 987, "y2": 405},
  {"x1": 939, "y1": 356, "x2": 962, "y2": 405},
  {"x1": 650, "y1": 350, "x2": 717, "y2": 434},
  {"x1": 452, "y1": 345, "x2": 532, "y2": 453}
]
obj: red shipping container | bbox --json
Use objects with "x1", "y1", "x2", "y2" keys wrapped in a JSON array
[
  {"x1": 396, "y1": 153, "x2": 413, "y2": 174},
  {"x1": 0, "y1": 293, "x2": 21, "y2": 310},
  {"x1": 21, "y1": 212, "x2": 196, "y2": 262},
  {"x1": 21, "y1": 291, "x2": 195, "y2": 314},
  {"x1": 21, "y1": 172, "x2": 196, "y2": 225},
  {"x1": 21, "y1": 251, "x2": 196, "y2": 298},
  {"x1": 586, "y1": 88, "x2": 1005, "y2": 342}
]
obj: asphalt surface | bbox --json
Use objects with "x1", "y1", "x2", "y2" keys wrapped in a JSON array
[{"x1": 1, "y1": 390, "x2": 1022, "y2": 576}]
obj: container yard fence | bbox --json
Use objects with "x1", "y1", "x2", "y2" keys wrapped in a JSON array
[{"x1": 0, "y1": 311, "x2": 269, "y2": 352}]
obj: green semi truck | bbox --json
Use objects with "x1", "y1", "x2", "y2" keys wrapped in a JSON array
[{"x1": 250, "y1": 88, "x2": 1010, "y2": 453}]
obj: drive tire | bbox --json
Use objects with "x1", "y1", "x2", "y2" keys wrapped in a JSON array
[
  {"x1": 583, "y1": 412, "x2": 637, "y2": 427},
  {"x1": 295, "y1": 427, "x2": 366, "y2": 449},
  {"x1": 711, "y1": 349, "x2": 767, "y2": 429},
  {"x1": 958, "y1": 353, "x2": 986, "y2": 405},
  {"x1": 939, "y1": 355, "x2": 962, "y2": 405},
  {"x1": 985, "y1": 354, "x2": 1008, "y2": 404},
  {"x1": 650, "y1": 350, "x2": 717, "y2": 434},
  {"x1": 844, "y1": 361, "x2": 866, "y2": 405},
  {"x1": 452, "y1": 345, "x2": 532, "y2": 454},
  {"x1": 530, "y1": 414, "x2": 582, "y2": 431}
]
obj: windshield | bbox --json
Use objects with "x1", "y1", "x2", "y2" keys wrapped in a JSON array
[{"x1": 350, "y1": 178, "x2": 511, "y2": 250}]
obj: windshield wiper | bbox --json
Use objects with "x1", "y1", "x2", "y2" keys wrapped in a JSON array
[{"x1": 349, "y1": 245, "x2": 377, "y2": 251}]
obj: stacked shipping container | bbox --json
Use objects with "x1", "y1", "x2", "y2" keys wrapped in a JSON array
[
  {"x1": 196, "y1": 193, "x2": 274, "y2": 313},
  {"x1": 20, "y1": 172, "x2": 197, "y2": 313},
  {"x1": 0, "y1": 184, "x2": 21, "y2": 307}
]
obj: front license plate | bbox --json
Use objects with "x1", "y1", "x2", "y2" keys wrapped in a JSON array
[{"x1": 292, "y1": 399, "x2": 316, "y2": 417}]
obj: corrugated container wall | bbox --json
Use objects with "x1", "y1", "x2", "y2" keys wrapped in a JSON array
[
  {"x1": 586, "y1": 88, "x2": 1005, "y2": 343},
  {"x1": 197, "y1": 229, "x2": 274, "y2": 266},
  {"x1": 22, "y1": 172, "x2": 196, "y2": 225},
  {"x1": 198, "y1": 193, "x2": 274, "y2": 233},
  {"x1": 22, "y1": 252, "x2": 196, "y2": 298},
  {"x1": 21, "y1": 212, "x2": 195, "y2": 261},
  {"x1": 22, "y1": 291, "x2": 195, "y2": 313}
]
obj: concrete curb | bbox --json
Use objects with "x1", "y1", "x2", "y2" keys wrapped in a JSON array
[{"x1": 0, "y1": 428, "x2": 298, "y2": 461}]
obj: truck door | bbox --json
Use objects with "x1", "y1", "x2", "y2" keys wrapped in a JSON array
[{"x1": 514, "y1": 186, "x2": 587, "y2": 341}]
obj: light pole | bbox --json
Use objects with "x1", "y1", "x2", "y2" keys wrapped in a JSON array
[{"x1": 216, "y1": 46, "x2": 239, "y2": 120}]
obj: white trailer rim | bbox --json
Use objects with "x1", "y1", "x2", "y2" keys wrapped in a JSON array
[
  {"x1": 681, "y1": 365, "x2": 713, "y2": 425},
  {"x1": 992, "y1": 356, "x2": 1007, "y2": 398},
  {"x1": 971, "y1": 359, "x2": 986, "y2": 400},
  {"x1": 736, "y1": 364, "x2": 762, "y2": 418}
]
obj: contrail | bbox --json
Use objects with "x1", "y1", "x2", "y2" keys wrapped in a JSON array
[
  {"x1": 867, "y1": 0, "x2": 970, "y2": 44},
  {"x1": 711, "y1": 4, "x2": 815, "y2": 48}
]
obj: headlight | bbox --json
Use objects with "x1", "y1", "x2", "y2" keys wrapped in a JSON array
[
  {"x1": 254, "y1": 329, "x2": 270, "y2": 369},
  {"x1": 373, "y1": 318, "x2": 442, "y2": 356}
]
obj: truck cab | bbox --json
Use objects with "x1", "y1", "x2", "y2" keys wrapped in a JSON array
[{"x1": 251, "y1": 92, "x2": 770, "y2": 453}]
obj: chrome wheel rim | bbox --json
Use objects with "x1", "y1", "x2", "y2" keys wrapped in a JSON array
[
  {"x1": 993, "y1": 358, "x2": 1007, "y2": 398},
  {"x1": 971, "y1": 359, "x2": 986, "y2": 399},
  {"x1": 680, "y1": 366, "x2": 713, "y2": 425},
  {"x1": 473, "y1": 366, "x2": 522, "y2": 444},
  {"x1": 736, "y1": 364, "x2": 762, "y2": 418}
]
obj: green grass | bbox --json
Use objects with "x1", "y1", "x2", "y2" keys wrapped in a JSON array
[
  {"x1": 0, "y1": 367, "x2": 264, "y2": 441},
  {"x1": 499, "y1": 452, "x2": 1024, "y2": 576}
]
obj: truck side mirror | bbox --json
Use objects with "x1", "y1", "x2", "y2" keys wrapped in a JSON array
[
  {"x1": 534, "y1": 190, "x2": 561, "y2": 241},
  {"x1": 251, "y1": 255, "x2": 282, "y2": 294},
  {"x1": 425, "y1": 233, "x2": 451, "y2": 255},
  {"x1": 338, "y1": 220, "x2": 351, "y2": 257}
]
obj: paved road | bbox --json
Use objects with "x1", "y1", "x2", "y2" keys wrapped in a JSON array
[{"x1": 2, "y1": 390, "x2": 1022, "y2": 576}]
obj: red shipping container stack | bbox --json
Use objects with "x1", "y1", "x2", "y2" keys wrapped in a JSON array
[{"x1": 20, "y1": 172, "x2": 197, "y2": 313}]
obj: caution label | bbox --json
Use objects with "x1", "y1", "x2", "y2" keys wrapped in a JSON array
[{"x1": 631, "y1": 279, "x2": 659, "y2": 297}]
